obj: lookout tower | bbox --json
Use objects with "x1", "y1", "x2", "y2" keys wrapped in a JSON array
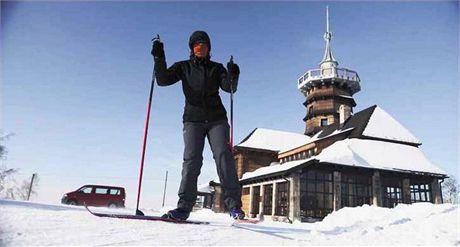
[{"x1": 298, "y1": 7, "x2": 361, "y2": 136}]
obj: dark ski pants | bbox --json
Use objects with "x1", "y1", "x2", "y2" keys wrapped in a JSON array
[{"x1": 177, "y1": 120, "x2": 242, "y2": 212}]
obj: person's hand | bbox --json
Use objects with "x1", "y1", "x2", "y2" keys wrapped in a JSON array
[
  {"x1": 227, "y1": 61, "x2": 240, "y2": 76},
  {"x1": 151, "y1": 40, "x2": 165, "y2": 58}
]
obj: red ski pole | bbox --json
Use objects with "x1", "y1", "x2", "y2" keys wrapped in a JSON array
[{"x1": 136, "y1": 34, "x2": 160, "y2": 216}]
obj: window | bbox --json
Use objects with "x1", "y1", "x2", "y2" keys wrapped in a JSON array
[
  {"x1": 321, "y1": 119, "x2": 328, "y2": 126},
  {"x1": 341, "y1": 173, "x2": 372, "y2": 207},
  {"x1": 275, "y1": 182, "x2": 289, "y2": 216},
  {"x1": 109, "y1": 189, "x2": 120, "y2": 195},
  {"x1": 383, "y1": 186, "x2": 402, "y2": 208},
  {"x1": 79, "y1": 187, "x2": 92, "y2": 194},
  {"x1": 300, "y1": 169, "x2": 333, "y2": 218},
  {"x1": 381, "y1": 177, "x2": 403, "y2": 208},
  {"x1": 410, "y1": 184, "x2": 432, "y2": 203},
  {"x1": 196, "y1": 196, "x2": 203, "y2": 206},
  {"x1": 307, "y1": 106, "x2": 313, "y2": 116},
  {"x1": 251, "y1": 186, "x2": 260, "y2": 215},
  {"x1": 263, "y1": 184, "x2": 273, "y2": 215},
  {"x1": 95, "y1": 188, "x2": 109, "y2": 194}
]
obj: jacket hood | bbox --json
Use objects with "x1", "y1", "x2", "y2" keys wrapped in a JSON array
[{"x1": 189, "y1": 31, "x2": 211, "y2": 51}]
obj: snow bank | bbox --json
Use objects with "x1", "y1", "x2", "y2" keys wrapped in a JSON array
[
  {"x1": 1, "y1": 199, "x2": 458, "y2": 246},
  {"x1": 314, "y1": 203, "x2": 459, "y2": 245}
]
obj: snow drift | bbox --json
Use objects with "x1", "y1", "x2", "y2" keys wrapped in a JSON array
[{"x1": 0, "y1": 199, "x2": 458, "y2": 246}]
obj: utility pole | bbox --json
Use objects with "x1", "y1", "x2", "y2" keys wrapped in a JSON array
[
  {"x1": 162, "y1": 171, "x2": 168, "y2": 207},
  {"x1": 27, "y1": 173, "x2": 37, "y2": 201}
]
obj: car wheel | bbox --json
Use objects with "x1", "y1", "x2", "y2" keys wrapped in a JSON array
[
  {"x1": 108, "y1": 203, "x2": 118, "y2": 208},
  {"x1": 68, "y1": 200, "x2": 78, "y2": 206}
]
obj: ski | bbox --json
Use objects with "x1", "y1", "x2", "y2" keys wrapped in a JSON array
[
  {"x1": 85, "y1": 205, "x2": 210, "y2": 225},
  {"x1": 233, "y1": 218, "x2": 260, "y2": 224}
]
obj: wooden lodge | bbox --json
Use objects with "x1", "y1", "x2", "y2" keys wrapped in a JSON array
[{"x1": 205, "y1": 7, "x2": 448, "y2": 222}]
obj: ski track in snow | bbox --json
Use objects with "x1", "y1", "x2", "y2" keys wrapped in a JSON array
[{"x1": 0, "y1": 200, "x2": 459, "y2": 246}]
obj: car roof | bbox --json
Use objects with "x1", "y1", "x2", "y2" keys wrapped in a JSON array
[{"x1": 82, "y1": 185, "x2": 125, "y2": 189}]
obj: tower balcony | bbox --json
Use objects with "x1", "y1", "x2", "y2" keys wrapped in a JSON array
[{"x1": 298, "y1": 67, "x2": 361, "y2": 95}]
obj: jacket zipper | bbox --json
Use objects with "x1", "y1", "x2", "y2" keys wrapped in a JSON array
[{"x1": 202, "y1": 64, "x2": 208, "y2": 123}]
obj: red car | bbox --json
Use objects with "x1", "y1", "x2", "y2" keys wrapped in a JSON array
[{"x1": 61, "y1": 185, "x2": 126, "y2": 208}]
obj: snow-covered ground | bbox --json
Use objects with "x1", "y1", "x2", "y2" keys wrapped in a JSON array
[{"x1": 0, "y1": 199, "x2": 459, "y2": 246}]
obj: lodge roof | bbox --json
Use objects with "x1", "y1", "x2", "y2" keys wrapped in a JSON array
[
  {"x1": 316, "y1": 105, "x2": 421, "y2": 145},
  {"x1": 240, "y1": 105, "x2": 423, "y2": 159},
  {"x1": 236, "y1": 128, "x2": 311, "y2": 153},
  {"x1": 236, "y1": 105, "x2": 441, "y2": 183},
  {"x1": 309, "y1": 105, "x2": 372, "y2": 142},
  {"x1": 240, "y1": 138, "x2": 447, "y2": 183}
]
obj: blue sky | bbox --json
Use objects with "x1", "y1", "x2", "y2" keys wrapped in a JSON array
[{"x1": 1, "y1": 1, "x2": 458, "y2": 208}]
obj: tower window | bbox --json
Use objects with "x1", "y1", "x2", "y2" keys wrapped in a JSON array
[
  {"x1": 307, "y1": 106, "x2": 313, "y2": 116},
  {"x1": 320, "y1": 118, "x2": 328, "y2": 126}
]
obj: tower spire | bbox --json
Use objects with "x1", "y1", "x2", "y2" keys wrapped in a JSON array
[{"x1": 320, "y1": 6, "x2": 338, "y2": 69}]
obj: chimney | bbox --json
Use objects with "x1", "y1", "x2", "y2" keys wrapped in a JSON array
[{"x1": 339, "y1": 104, "x2": 351, "y2": 124}]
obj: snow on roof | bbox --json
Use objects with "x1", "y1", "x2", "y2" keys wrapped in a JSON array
[
  {"x1": 280, "y1": 127, "x2": 354, "y2": 153},
  {"x1": 241, "y1": 138, "x2": 446, "y2": 181},
  {"x1": 362, "y1": 106, "x2": 421, "y2": 144},
  {"x1": 338, "y1": 95, "x2": 354, "y2": 99},
  {"x1": 237, "y1": 128, "x2": 311, "y2": 152},
  {"x1": 317, "y1": 138, "x2": 446, "y2": 175},
  {"x1": 197, "y1": 183, "x2": 214, "y2": 194},
  {"x1": 241, "y1": 159, "x2": 314, "y2": 180}
]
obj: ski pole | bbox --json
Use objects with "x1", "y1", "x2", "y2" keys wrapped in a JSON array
[
  {"x1": 229, "y1": 55, "x2": 234, "y2": 152},
  {"x1": 136, "y1": 34, "x2": 160, "y2": 216}
]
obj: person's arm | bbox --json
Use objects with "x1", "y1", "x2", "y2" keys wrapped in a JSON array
[
  {"x1": 154, "y1": 58, "x2": 181, "y2": 86},
  {"x1": 151, "y1": 40, "x2": 181, "y2": 86},
  {"x1": 219, "y1": 61, "x2": 239, "y2": 93}
]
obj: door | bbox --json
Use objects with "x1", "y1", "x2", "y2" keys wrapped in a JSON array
[
  {"x1": 76, "y1": 186, "x2": 94, "y2": 205},
  {"x1": 93, "y1": 187, "x2": 110, "y2": 206}
]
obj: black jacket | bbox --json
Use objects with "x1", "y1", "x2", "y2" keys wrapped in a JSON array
[{"x1": 154, "y1": 56, "x2": 238, "y2": 123}]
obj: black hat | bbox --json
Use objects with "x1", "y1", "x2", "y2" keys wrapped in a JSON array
[{"x1": 189, "y1": 31, "x2": 211, "y2": 51}]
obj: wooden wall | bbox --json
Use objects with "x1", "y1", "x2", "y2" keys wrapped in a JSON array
[
  {"x1": 234, "y1": 149, "x2": 278, "y2": 179},
  {"x1": 241, "y1": 187, "x2": 250, "y2": 214}
]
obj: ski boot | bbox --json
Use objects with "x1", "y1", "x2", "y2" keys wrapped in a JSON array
[
  {"x1": 229, "y1": 207, "x2": 245, "y2": 220},
  {"x1": 162, "y1": 208, "x2": 190, "y2": 221}
]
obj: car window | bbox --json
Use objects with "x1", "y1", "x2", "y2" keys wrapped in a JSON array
[
  {"x1": 79, "y1": 187, "x2": 92, "y2": 194},
  {"x1": 109, "y1": 189, "x2": 120, "y2": 195},
  {"x1": 95, "y1": 188, "x2": 109, "y2": 194}
]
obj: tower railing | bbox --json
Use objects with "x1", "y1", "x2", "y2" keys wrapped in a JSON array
[{"x1": 298, "y1": 67, "x2": 360, "y2": 89}]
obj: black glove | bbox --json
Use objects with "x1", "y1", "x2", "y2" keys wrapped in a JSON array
[
  {"x1": 227, "y1": 62, "x2": 240, "y2": 76},
  {"x1": 151, "y1": 40, "x2": 165, "y2": 59}
]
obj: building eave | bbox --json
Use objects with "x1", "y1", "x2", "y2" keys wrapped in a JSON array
[
  {"x1": 234, "y1": 146, "x2": 279, "y2": 154},
  {"x1": 318, "y1": 161, "x2": 448, "y2": 178},
  {"x1": 358, "y1": 135, "x2": 422, "y2": 147},
  {"x1": 239, "y1": 159, "x2": 319, "y2": 185}
]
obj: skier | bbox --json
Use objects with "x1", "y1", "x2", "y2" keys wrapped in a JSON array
[{"x1": 151, "y1": 31, "x2": 245, "y2": 221}]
